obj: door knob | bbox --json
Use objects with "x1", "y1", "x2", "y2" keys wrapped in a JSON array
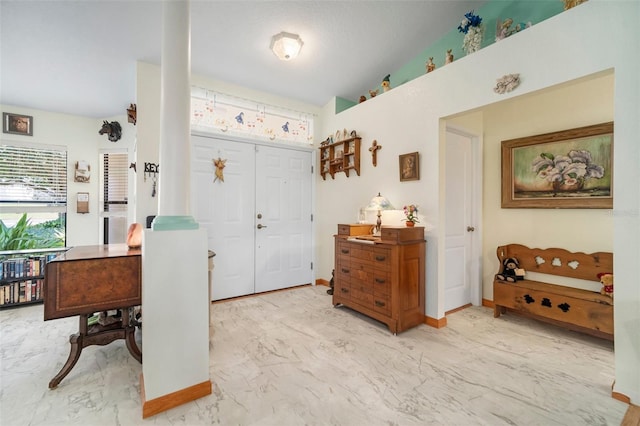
[
  {"x1": 257, "y1": 224, "x2": 267, "y2": 229},
  {"x1": 467, "y1": 226, "x2": 475, "y2": 232}
]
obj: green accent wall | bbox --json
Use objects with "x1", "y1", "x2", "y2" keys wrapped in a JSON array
[
  {"x1": 336, "y1": 0, "x2": 565, "y2": 114},
  {"x1": 335, "y1": 96, "x2": 357, "y2": 114}
]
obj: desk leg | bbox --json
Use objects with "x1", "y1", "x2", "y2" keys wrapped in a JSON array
[
  {"x1": 49, "y1": 309, "x2": 143, "y2": 389},
  {"x1": 49, "y1": 315, "x2": 87, "y2": 389},
  {"x1": 123, "y1": 307, "x2": 142, "y2": 363}
]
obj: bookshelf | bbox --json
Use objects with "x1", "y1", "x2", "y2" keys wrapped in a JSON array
[{"x1": 0, "y1": 248, "x2": 67, "y2": 309}]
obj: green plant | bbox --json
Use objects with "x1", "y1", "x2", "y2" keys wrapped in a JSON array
[
  {"x1": 0, "y1": 214, "x2": 65, "y2": 251},
  {"x1": 403, "y1": 205, "x2": 419, "y2": 223}
]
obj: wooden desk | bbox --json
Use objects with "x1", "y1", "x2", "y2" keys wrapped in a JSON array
[{"x1": 44, "y1": 244, "x2": 142, "y2": 388}]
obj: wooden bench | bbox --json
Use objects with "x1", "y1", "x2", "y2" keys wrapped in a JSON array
[{"x1": 493, "y1": 244, "x2": 613, "y2": 340}]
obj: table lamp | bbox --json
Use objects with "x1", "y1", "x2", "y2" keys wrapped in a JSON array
[{"x1": 366, "y1": 192, "x2": 394, "y2": 236}]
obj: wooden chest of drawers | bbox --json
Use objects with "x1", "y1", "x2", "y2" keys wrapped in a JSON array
[{"x1": 333, "y1": 226, "x2": 425, "y2": 334}]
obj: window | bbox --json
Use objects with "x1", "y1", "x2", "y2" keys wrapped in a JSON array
[
  {"x1": 100, "y1": 151, "x2": 128, "y2": 244},
  {"x1": 0, "y1": 143, "x2": 67, "y2": 249}
]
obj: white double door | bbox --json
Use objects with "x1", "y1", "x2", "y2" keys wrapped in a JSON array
[{"x1": 191, "y1": 135, "x2": 313, "y2": 301}]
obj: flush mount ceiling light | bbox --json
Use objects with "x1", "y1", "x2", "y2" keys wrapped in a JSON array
[{"x1": 270, "y1": 31, "x2": 303, "y2": 61}]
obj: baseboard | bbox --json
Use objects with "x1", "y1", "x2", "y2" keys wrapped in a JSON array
[
  {"x1": 613, "y1": 391, "x2": 631, "y2": 404},
  {"x1": 425, "y1": 316, "x2": 447, "y2": 328},
  {"x1": 612, "y1": 380, "x2": 632, "y2": 404},
  {"x1": 445, "y1": 303, "x2": 472, "y2": 315},
  {"x1": 140, "y1": 374, "x2": 212, "y2": 419},
  {"x1": 316, "y1": 278, "x2": 329, "y2": 287},
  {"x1": 482, "y1": 298, "x2": 494, "y2": 308},
  {"x1": 211, "y1": 284, "x2": 311, "y2": 304}
]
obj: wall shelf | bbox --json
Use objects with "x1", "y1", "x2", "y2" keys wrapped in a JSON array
[{"x1": 319, "y1": 137, "x2": 361, "y2": 180}]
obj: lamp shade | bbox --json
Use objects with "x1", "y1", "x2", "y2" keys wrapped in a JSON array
[
  {"x1": 366, "y1": 193, "x2": 394, "y2": 211},
  {"x1": 270, "y1": 31, "x2": 303, "y2": 61}
]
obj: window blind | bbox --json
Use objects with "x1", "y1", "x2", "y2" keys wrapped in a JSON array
[
  {"x1": 102, "y1": 153, "x2": 128, "y2": 212},
  {"x1": 0, "y1": 144, "x2": 67, "y2": 206}
]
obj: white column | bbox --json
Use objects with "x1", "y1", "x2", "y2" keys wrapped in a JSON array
[
  {"x1": 158, "y1": 0, "x2": 189, "y2": 217},
  {"x1": 141, "y1": 0, "x2": 211, "y2": 418},
  {"x1": 154, "y1": 0, "x2": 197, "y2": 230}
]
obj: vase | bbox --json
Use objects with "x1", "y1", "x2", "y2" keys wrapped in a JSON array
[
  {"x1": 552, "y1": 180, "x2": 584, "y2": 193},
  {"x1": 406, "y1": 221, "x2": 415, "y2": 227}
]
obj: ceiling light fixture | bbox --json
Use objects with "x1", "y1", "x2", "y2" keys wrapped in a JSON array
[{"x1": 270, "y1": 31, "x2": 303, "y2": 61}]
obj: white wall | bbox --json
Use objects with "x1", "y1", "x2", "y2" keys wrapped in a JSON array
[
  {"x1": 317, "y1": 1, "x2": 639, "y2": 403},
  {"x1": 0, "y1": 105, "x2": 135, "y2": 246}
]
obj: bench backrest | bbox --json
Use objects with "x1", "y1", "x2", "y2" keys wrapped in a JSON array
[{"x1": 496, "y1": 244, "x2": 613, "y2": 282}]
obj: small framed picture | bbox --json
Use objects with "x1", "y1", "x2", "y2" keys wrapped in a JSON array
[
  {"x1": 399, "y1": 152, "x2": 419, "y2": 181},
  {"x1": 3, "y1": 112, "x2": 33, "y2": 136}
]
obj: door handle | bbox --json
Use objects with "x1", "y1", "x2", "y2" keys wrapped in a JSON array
[
  {"x1": 467, "y1": 226, "x2": 475, "y2": 232},
  {"x1": 257, "y1": 224, "x2": 267, "y2": 229}
]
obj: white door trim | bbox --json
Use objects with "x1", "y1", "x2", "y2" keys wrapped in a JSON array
[{"x1": 445, "y1": 125, "x2": 483, "y2": 307}]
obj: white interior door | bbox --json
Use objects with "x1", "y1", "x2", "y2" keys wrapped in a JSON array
[
  {"x1": 444, "y1": 130, "x2": 474, "y2": 312},
  {"x1": 191, "y1": 135, "x2": 312, "y2": 300},
  {"x1": 255, "y1": 145, "x2": 312, "y2": 293}
]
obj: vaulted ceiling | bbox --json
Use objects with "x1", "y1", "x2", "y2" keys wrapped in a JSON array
[{"x1": 0, "y1": 1, "x2": 485, "y2": 119}]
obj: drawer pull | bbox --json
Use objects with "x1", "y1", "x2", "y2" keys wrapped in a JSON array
[
  {"x1": 341, "y1": 268, "x2": 350, "y2": 274},
  {"x1": 375, "y1": 255, "x2": 386, "y2": 262},
  {"x1": 341, "y1": 249, "x2": 349, "y2": 254},
  {"x1": 524, "y1": 294, "x2": 535, "y2": 304},
  {"x1": 541, "y1": 298, "x2": 552, "y2": 308},
  {"x1": 375, "y1": 278, "x2": 386, "y2": 284},
  {"x1": 558, "y1": 302, "x2": 570, "y2": 312},
  {"x1": 374, "y1": 300, "x2": 386, "y2": 307}
]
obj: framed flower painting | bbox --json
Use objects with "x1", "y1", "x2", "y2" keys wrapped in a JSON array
[{"x1": 501, "y1": 122, "x2": 613, "y2": 208}]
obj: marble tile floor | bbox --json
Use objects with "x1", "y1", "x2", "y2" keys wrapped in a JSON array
[{"x1": 0, "y1": 285, "x2": 628, "y2": 426}]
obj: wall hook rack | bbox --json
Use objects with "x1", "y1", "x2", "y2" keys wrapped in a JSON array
[{"x1": 144, "y1": 162, "x2": 159, "y2": 182}]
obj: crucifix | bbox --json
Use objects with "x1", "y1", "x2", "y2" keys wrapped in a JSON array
[{"x1": 369, "y1": 140, "x2": 382, "y2": 167}]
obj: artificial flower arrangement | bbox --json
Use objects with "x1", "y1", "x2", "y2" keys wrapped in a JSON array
[
  {"x1": 403, "y1": 205, "x2": 419, "y2": 223},
  {"x1": 457, "y1": 10, "x2": 484, "y2": 55}
]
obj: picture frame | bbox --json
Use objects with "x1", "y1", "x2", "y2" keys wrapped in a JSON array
[
  {"x1": 501, "y1": 122, "x2": 613, "y2": 209},
  {"x1": 399, "y1": 152, "x2": 419, "y2": 182},
  {"x1": 3, "y1": 112, "x2": 33, "y2": 136}
]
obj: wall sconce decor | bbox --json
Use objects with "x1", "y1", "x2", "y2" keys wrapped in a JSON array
[
  {"x1": 74, "y1": 160, "x2": 91, "y2": 183},
  {"x1": 270, "y1": 31, "x2": 303, "y2": 61},
  {"x1": 127, "y1": 103, "x2": 137, "y2": 125},
  {"x1": 494, "y1": 73, "x2": 521, "y2": 94}
]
